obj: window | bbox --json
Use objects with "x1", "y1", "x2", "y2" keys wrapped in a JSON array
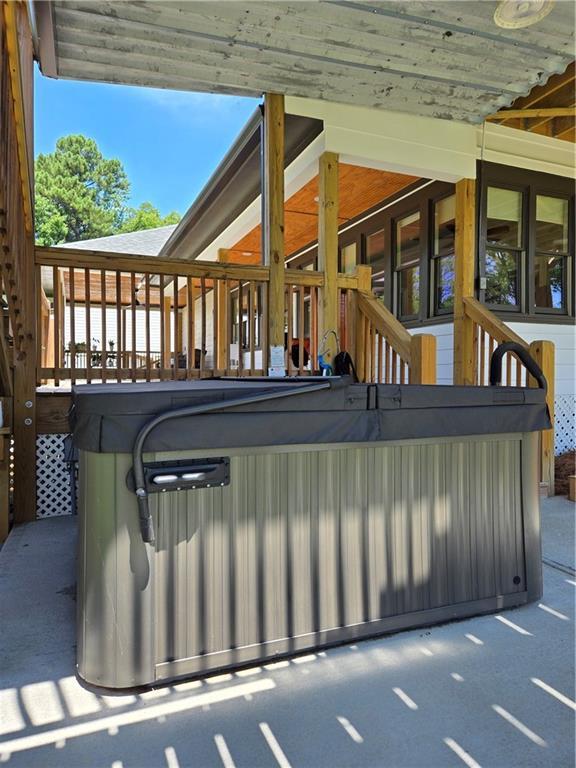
[
  {"x1": 395, "y1": 211, "x2": 420, "y2": 318},
  {"x1": 534, "y1": 195, "x2": 569, "y2": 311},
  {"x1": 484, "y1": 187, "x2": 523, "y2": 308},
  {"x1": 366, "y1": 228, "x2": 386, "y2": 301},
  {"x1": 340, "y1": 242, "x2": 357, "y2": 274},
  {"x1": 479, "y1": 162, "x2": 574, "y2": 319},
  {"x1": 432, "y1": 195, "x2": 455, "y2": 313}
]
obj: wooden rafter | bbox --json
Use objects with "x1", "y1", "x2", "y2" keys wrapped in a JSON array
[
  {"x1": 486, "y1": 107, "x2": 575, "y2": 121},
  {"x1": 490, "y1": 62, "x2": 575, "y2": 141}
]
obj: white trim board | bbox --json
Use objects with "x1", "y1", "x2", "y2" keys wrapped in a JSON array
[{"x1": 286, "y1": 97, "x2": 575, "y2": 181}]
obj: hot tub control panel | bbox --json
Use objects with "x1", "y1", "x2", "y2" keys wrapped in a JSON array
[{"x1": 126, "y1": 457, "x2": 230, "y2": 494}]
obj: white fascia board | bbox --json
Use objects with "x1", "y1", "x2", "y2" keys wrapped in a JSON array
[
  {"x1": 287, "y1": 96, "x2": 477, "y2": 180},
  {"x1": 287, "y1": 96, "x2": 576, "y2": 182},
  {"x1": 194, "y1": 132, "x2": 326, "y2": 262},
  {"x1": 476, "y1": 122, "x2": 576, "y2": 179}
]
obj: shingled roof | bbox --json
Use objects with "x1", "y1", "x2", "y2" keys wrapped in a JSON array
[{"x1": 59, "y1": 225, "x2": 177, "y2": 256}]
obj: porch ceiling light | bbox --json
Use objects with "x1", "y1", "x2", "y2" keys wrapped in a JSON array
[{"x1": 494, "y1": 0, "x2": 555, "y2": 28}]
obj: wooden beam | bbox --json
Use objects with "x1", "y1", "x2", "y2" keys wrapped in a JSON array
[
  {"x1": 35, "y1": 247, "x2": 321, "y2": 289},
  {"x1": 36, "y1": 393, "x2": 72, "y2": 434},
  {"x1": 262, "y1": 93, "x2": 285, "y2": 363},
  {"x1": 486, "y1": 107, "x2": 576, "y2": 121},
  {"x1": 3, "y1": 2, "x2": 33, "y2": 233},
  {"x1": 528, "y1": 340, "x2": 555, "y2": 497},
  {"x1": 453, "y1": 178, "x2": 476, "y2": 386},
  {"x1": 317, "y1": 151, "x2": 339, "y2": 365}
]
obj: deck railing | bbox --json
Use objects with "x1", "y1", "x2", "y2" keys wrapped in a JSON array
[
  {"x1": 35, "y1": 251, "x2": 437, "y2": 389},
  {"x1": 462, "y1": 296, "x2": 555, "y2": 494},
  {"x1": 35, "y1": 247, "x2": 328, "y2": 384},
  {"x1": 347, "y1": 266, "x2": 436, "y2": 385}
]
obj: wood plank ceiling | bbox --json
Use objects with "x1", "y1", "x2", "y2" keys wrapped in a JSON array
[
  {"x1": 226, "y1": 164, "x2": 418, "y2": 264},
  {"x1": 41, "y1": 1, "x2": 575, "y2": 124}
]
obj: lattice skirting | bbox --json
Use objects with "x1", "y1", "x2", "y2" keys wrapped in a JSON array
[
  {"x1": 36, "y1": 434, "x2": 76, "y2": 518},
  {"x1": 555, "y1": 395, "x2": 575, "y2": 456}
]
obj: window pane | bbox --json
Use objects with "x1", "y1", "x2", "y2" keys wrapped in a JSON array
[
  {"x1": 436, "y1": 254, "x2": 455, "y2": 312},
  {"x1": 396, "y1": 211, "x2": 420, "y2": 266},
  {"x1": 340, "y1": 243, "x2": 357, "y2": 274},
  {"x1": 399, "y1": 266, "x2": 420, "y2": 316},
  {"x1": 434, "y1": 195, "x2": 455, "y2": 257},
  {"x1": 536, "y1": 195, "x2": 569, "y2": 253},
  {"x1": 487, "y1": 187, "x2": 522, "y2": 248},
  {"x1": 535, "y1": 254, "x2": 564, "y2": 310},
  {"x1": 366, "y1": 229, "x2": 385, "y2": 264},
  {"x1": 485, "y1": 248, "x2": 519, "y2": 306},
  {"x1": 372, "y1": 267, "x2": 385, "y2": 301}
]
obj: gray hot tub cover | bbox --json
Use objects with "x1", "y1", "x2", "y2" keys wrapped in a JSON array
[{"x1": 71, "y1": 377, "x2": 551, "y2": 454}]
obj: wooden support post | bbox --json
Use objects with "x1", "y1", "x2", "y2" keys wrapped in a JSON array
[
  {"x1": 216, "y1": 250, "x2": 229, "y2": 371},
  {"x1": 352, "y1": 266, "x2": 371, "y2": 382},
  {"x1": 529, "y1": 340, "x2": 555, "y2": 496},
  {"x1": 262, "y1": 93, "x2": 285, "y2": 371},
  {"x1": 317, "y1": 151, "x2": 339, "y2": 367},
  {"x1": 410, "y1": 334, "x2": 437, "y2": 384},
  {"x1": 0, "y1": 397, "x2": 12, "y2": 543},
  {"x1": 162, "y1": 296, "x2": 171, "y2": 368},
  {"x1": 13, "y1": 239, "x2": 36, "y2": 523},
  {"x1": 453, "y1": 178, "x2": 476, "y2": 385}
]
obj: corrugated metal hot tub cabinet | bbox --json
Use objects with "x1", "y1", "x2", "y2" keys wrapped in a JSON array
[{"x1": 73, "y1": 346, "x2": 550, "y2": 689}]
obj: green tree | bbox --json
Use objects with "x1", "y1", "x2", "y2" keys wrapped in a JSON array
[
  {"x1": 119, "y1": 201, "x2": 181, "y2": 233},
  {"x1": 34, "y1": 134, "x2": 130, "y2": 245}
]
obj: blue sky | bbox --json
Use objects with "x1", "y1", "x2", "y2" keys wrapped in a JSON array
[{"x1": 34, "y1": 67, "x2": 260, "y2": 216}]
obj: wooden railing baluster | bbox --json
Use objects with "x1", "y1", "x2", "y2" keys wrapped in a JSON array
[
  {"x1": 200, "y1": 277, "x2": 206, "y2": 375},
  {"x1": 53, "y1": 266, "x2": 60, "y2": 387},
  {"x1": 144, "y1": 273, "x2": 151, "y2": 382}
]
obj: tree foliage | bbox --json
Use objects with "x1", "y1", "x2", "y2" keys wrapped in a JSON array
[
  {"x1": 35, "y1": 134, "x2": 130, "y2": 245},
  {"x1": 119, "y1": 201, "x2": 181, "y2": 233}
]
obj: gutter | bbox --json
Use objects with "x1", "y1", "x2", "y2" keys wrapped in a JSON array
[
  {"x1": 160, "y1": 108, "x2": 323, "y2": 261},
  {"x1": 32, "y1": 0, "x2": 57, "y2": 77}
]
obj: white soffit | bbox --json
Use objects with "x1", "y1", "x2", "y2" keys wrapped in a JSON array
[
  {"x1": 42, "y1": 1, "x2": 575, "y2": 124},
  {"x1": 194, "y1": 133, "x2": 326, "y2": 262}
]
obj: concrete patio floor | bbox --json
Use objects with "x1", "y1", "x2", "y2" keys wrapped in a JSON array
[{"x1": 0, "y1": 498, "x2": 574, "y2": 768}]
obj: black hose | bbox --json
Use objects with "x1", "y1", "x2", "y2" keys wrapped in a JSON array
[
  {"x1": 489, "y1": 341, "x2": 547, "y2": 391},
  {"x1": 132, "y1": 381, "x2": 332, "y2": 544}
]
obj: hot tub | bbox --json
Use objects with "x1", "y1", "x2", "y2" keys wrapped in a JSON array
[{"x1": 73, "y1": 369, "x2": 549, "y2": 689}]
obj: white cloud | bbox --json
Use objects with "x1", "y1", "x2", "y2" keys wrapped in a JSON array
[{"x1": 133, "y1": 86, "x2": 260, "y2": 124}]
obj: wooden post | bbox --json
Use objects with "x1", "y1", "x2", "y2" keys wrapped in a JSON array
[
  {"x1": 262, "y1": 93, "x2": 285, "y2": 371},
  {"x1": 162, "y1": 296, "x2": 171, "y2": 368},
  {"x1": 13, "y1": 238, "x2": 36, "y2": 523},
  {"x1": 0, "y1": 397, "x2": 12, "y2": 543},
  {"x1": 453, "y1": 178, "x2": 476, "y2": 385},
  {"x1": 317, "y1": 151, "x2": 339, "y2": 367},
  {"x1": 410, "y1": 334, "x2": 437, "y2": 384},
  {"x1": 216, "y1": 250, "x2": 229, "y2": 371},
  {"x1": 352, "y1": 266, "x2": 371, "y2": 382},
  {"x1": 529, "y1": 340, "x2": 555, "y2": 496}
]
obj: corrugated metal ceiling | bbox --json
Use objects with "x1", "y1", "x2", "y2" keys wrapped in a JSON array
[{"x1": 43, "y1": 1, "x2": 575, "y2": 123}]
